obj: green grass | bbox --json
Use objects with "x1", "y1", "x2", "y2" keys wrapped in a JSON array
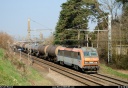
[
  {"x1": 99, "y1": 64, "x2": 128, "y2": 80},
  {"x1": 0, "y1": 48, "x2": 4, "y2": 58},
  {"x1": 0, "y1": 49, "x2": 29, "y2": 85},
  {"x1": 27, "y1": 67, "x2": 52, "y2": 85},
  {"x1": 0, "y1": 48, "x2": 53, "y2": 86}
]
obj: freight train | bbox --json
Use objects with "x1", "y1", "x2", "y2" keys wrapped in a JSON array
[{"x1": 13, "y1": 42, "x2": 100, "y2": 72}]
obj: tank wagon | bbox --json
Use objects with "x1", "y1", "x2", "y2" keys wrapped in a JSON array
[
  {"x1": 13, "y1": 42, "x2": 23, "y2": 52},
  {"x1": 13, "y1": 43, "x2": 100, "y2": 72},
  {"x1": 37, "y1": 45, "x2": 61, "y2": 62},
  {"x1": 30, "y1": 44, "x2": 38, "y2": 56}
]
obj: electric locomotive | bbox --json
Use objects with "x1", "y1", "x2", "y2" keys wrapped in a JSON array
[{"x1": 57, "y1": 47, "x2": 99, "y2": 72}]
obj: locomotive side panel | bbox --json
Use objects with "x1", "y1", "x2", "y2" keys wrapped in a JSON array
[
  {"x1": 57, "y1": 48, "x2": 82, "y2": 68},
  {"x1": 57, "y1": 50, "x2": 64, "y2": 62},
  {"x1": 63, "y1": 51, "x2": 73, "y2": 66},
  {"x1": 72, "y1": 52, "x2": 82, "y2": 68}
]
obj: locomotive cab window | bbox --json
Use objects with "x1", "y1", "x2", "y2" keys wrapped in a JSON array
[
  {"x1": 91, "y1": 51, "x2": 98, "y2": 56},
  {"x1": 84, "y1": 51, "x2": 90, "y2": 56}
]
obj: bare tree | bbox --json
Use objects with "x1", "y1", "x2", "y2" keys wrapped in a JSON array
[
  {"x1": 0, "y1": 32, "x2": 13, "y2": 50},
  {"x1": 98, "y1": 0, "x2": 121, "y2": 20},
  {"x1": 43, "y1": 34, "x2": 54, "y2": 45}
]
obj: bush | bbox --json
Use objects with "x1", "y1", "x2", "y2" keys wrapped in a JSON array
[
  {"x1": 98, "y1": 48, "x2": 108, "y2": 63},
  {"x1": 0, "y1": 32, "x2": 13, "y2": 50},
  {"x1": 112, "y1": 54, "x2": 128, "y2": 70},
  {"x1": 98, "y1": 48, "x2": 128, "y2": 70}
]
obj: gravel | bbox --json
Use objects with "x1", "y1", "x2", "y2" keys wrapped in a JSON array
[{"x1": 47, "y1": 69, "x2": 85, "y2": 86}]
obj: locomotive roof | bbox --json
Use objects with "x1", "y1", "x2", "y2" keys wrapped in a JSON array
[
  {"x1": 59, "y1": 47, "x2": 97, "y2": 52},
  {"x1": 59, "y1": 47, "x2": 81, "y2": 52},
  {"x1": 81, "y1": 47, "x2": 97, "y2": 52}
]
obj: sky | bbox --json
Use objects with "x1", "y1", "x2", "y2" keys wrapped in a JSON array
[
  {"x1": 0, "y1": 0, "x2": 122, "y2": 40},
  {"x1": 0, "y1": 0, "x2": 67, "y2": 40}
]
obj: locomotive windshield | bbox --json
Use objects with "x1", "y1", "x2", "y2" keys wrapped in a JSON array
[
  {"x1": 84, "y1": 51, "x2": 98, "y2": 57},
  {"x1": 91, "y1": 52, "x2": 98, "y2": 56},
  {"x1": 84, "y1": 52, "x2": 90, "y2": 56}
]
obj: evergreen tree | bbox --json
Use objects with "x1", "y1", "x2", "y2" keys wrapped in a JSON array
[{"x1": 54, "y1": 0, "x2": 100, "y2": 47}]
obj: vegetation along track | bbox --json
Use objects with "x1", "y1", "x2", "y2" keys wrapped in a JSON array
[{"x1": 18, "y1": 51, "x2": 128, "y2": 86}]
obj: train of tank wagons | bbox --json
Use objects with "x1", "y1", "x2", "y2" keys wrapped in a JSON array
[{"x1": 12, "y1": 42, "x2": 100, "y2": 72}]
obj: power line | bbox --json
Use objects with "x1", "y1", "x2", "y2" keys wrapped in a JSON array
[{"x1": 30, "y1": 18, "x2": 52, "y2": 29}]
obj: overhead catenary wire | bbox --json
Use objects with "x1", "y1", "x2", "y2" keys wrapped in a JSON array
[{"x1": 30, "y1": 18, "x2": 52, "y2": 30}]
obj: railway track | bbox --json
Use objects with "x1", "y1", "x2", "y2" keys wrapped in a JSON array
[
  {"x1": 17, "y1": 51, "x2": 128, "y2": 86},
  {"x1": 89, "y1": 73, "x2": 128, "y2": 86}
]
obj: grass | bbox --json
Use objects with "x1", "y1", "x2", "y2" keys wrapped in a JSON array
[
  {"x1": 0, "y1": 48, "x2": 53, "y2": 86},
  {"x1": 27, "y1": 67, "x2": 52, "y2": 85},
  {"x1": 0, "y1": 48, "x2": 4, "y2": 58},
  {"x1": 0, "y1": 49, "x2": 26, "y2": 85},
  {"x1": 99, "y1": 63, "x2": 128, "y2": 80}
]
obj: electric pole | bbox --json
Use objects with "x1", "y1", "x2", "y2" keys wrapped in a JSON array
[
  {"x1": 40, "y1": 32, "x2": 43, "y2": 41},
  {"x1": 27, "y1": 18, "x2": 31, "y2": 65},
  {"x1": 86, "y1": 34, "x2": 88, "y2": 47},
  {"x1": 108, "y1": 14, "x2": 112, "y2": 63},
  {"x1": 28, "y1": 18, "x2": 31, "y2": 41}
]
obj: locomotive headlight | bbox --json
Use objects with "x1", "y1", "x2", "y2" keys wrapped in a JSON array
[
  {"x1": 85, "y1": 62, "x2": 88, "y2": 64},
  {"x1": 89, "y1": 62, "x2": 93, "y2": 64},
  {"x1": 94, "y1": 62, "x2": 98, "y2": 64},
  {"x1": 85, "y1": 62, "x2": 98, "y2": 64}
]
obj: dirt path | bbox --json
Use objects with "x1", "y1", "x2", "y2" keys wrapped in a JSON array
[{"x1": 47, "y1": 69, "x2": 84, "y2": 86}]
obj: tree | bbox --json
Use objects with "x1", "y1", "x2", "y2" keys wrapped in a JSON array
[
  {"x1": 116, "y1": 0, "x2": 128, "y2": 4},
  {"x1": 98, "y1": 0, "x2": 121, "y2": 20},
  {"x1": 116, "y1": 0, "x2": 128, "y2": 14},
  {"x1": 43, "y1": 34, "x2": 54, "y2": 45},
  {"x1": 54, "y1": 0, "x2": 100, "y2": 47}
]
